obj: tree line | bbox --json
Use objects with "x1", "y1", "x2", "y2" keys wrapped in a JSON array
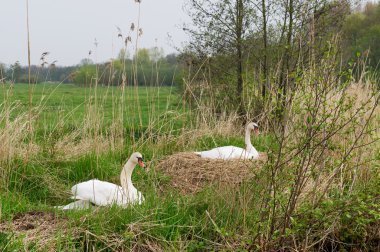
[
  {"x1": 0, "y1": 48, "x2": 182, "y2": 87},
  {"x1": 342, "y1": 2, "x2": 380, "y2": 73},
  {"x1": 72, "y1": 48, "x2": 182, "y2": 87},
  {"x1": 0, "y1": 60, "x2": 77, "y2": 84},
  {"x1": 181, "y1": 0, "x2": 380, "y2": 116}
]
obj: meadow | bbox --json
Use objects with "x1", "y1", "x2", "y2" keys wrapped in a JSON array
[
  {"x1": 1, "y1": 0, "x2": 380, "y2": 250},
  {"x1": 0, "y1": 82, "x2": 277, "y2": 251},
  {"x1": 0, "y1": 83, "x2": 179, "y2": 129},
  {"x1": 0, "y1": 78, "x2": 378, "y2": 251}
]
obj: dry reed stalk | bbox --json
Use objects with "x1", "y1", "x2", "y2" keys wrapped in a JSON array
[
  {"x1": 51, "y1": 98, "x2": 124, "y2": 160},
  {"x1": 0, "y1": 103, "x2": 40, "y2": 162},
  {"x1": 25, "y1": 0, "x2": 35, "y2": 165}
]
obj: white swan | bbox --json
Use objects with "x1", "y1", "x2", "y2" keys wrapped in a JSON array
[
  {"x1": 57, "y1": 152, "x2": 145, "y2": 210},
  {"x1": 194, "y1": 122, "x2": 260, "y2": 160}
]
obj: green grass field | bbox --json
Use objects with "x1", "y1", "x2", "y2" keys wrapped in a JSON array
[
  {"x1": 0, "y1": 83, "x2": 379, "y2": 251},
  {"x1": 0, "y1": 83, "x2": 180, "y2": 129},
  {"x1": 0, "y1": 83, "x2": 272, "y2": 251}
]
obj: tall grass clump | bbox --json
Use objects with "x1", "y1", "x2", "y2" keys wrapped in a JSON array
[
  {"x1": 249, "y1": 43, "x2": 380, "y2": 250},
  {"x1": 0, "y1": 86, "x2": 41, "y2": 190}
]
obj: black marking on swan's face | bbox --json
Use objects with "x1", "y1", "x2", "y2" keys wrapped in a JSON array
[
  {"x1": 129, "y1": 152, "x2": 145, "y2": 167},
  {"x1": 247, "y1": 122, "x2": 259, "y2": 130},
  {"x1": 248, "y1": 122, "x2": 260, "y2": 135},
  {"x1": 136, "y1": 156, "x2": 145, "y2": 168}
]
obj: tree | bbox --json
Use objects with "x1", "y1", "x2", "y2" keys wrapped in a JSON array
[
  {"x1": 260, "y1": 0, "x2": 269, "y2": 98},
  {"x1": 118, "y1": 48, "x2": 131, "y2": 62},
  {"x1": 0, "y1": 63, "x2": 6, "y2": 83},
  {"x1": 73, "y1": 64, "x2": 97, "y2": 86},
  {"x1": 134, "y1": 48, "x2": 151, "y2": 64},
  {"x1": 165, "y1": 53, "x2": 178, "y2": 65},
  {"x1": 250, "y1": 0, "x2": 350, "y2": 116},
  {"x1": 343, "y1": 2, "x2": 380, "y2": 74},
  {"x1": 149, "y1": 47, "x2": 165, "y2": 63},
  {"x1": 9, "y1": 61, "x2": 21, "y2": 83},
  {"x1": 184, "y1": 0, "x2": 254, "y2": 114},
  {"x1": 79, "y1": 58, "x2": 94, "y2": 66}
]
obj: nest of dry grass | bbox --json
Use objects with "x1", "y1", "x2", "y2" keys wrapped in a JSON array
[
  {"x1": 155, "y1": 152, "x2": 267, "y2": 194},
  {"x1": 0, "y1": 211, "x2": 79, "y2": 251}
]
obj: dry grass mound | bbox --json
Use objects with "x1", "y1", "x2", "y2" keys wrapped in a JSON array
[
  {"x1": 0, "y1": 211, "x2": 78, "y2": 251},
  {"x1": 155, "y1": 152, "x2": 266, "y2": 194}
]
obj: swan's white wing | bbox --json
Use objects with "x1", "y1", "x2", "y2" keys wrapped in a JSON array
[
  {"x1": 138, "y1": 192, "x2": 145, "y2": 204},
  {"x1": 196, "y1": 146, "x2": 261, "y2": 160},
  {"x1": 246, "y1": 145, "x2": 260, "y2": 159},
  {"x1": 55, "y1": 199, "x2": 93, "y2": 210},
  {"x1": 71, "y1": 179, "x2": 127, "y2": 206},
  {"x1": 196, "y1": 146, "x2": 246, "y2": 160}
]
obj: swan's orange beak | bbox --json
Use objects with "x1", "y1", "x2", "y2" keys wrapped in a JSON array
[{"x1": 138, "y1": 159, "x2": 145, "y2": 168}]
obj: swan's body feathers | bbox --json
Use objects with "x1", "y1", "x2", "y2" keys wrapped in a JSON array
[
  {"x1": 57, "y1": 152, "x2": 145, "y2": 210},
  {"x1": 70, "y1": 179, "x2": 144, "y2": 207},
  {"x1": 194, "y1": 122, "x2": 260, "y2": 160},
  {"x1": 195, "y1": 145, "x2": 259, "y2": 160}
]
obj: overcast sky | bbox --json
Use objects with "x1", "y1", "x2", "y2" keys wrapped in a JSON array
[
  {"x1": 0, "y1": 0, "x2": 189, "y2": 66},
  {"x1": 1, "y1": 0, "x2": 377, "y2": 67}
]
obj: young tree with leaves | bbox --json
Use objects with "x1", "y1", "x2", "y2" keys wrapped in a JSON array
[{"x1": 184, "y1": 0, "x2": 254, "y2": 114}]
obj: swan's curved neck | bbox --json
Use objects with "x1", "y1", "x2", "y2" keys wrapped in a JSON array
[
  {"x1": 245, "y1": 126, "x2": 253, "y2": 151},
  {"x1": 120, "y1": 159, "x2": 136, "y2": 193}
]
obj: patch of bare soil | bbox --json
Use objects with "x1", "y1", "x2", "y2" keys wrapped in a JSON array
[
  {"x1": 155, "y1": 152, "x2": 267, "y2": 194},
  {"x1": 0, "y1": 211, "x2": 77, "y2": 251}
]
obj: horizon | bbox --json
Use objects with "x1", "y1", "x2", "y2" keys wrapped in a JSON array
[{"x1": 1, "y1": 47, "x2": 179, "y2": 68}]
